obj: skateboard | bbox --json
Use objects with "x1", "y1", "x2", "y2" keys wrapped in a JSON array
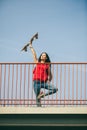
[{"x1": 21, "y1": 32, "x2": 38, "y2": 52}]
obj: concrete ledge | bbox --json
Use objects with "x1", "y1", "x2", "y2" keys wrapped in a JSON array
[{"x1": 0, "y1": 106, "x2": 87, "y2": 114}]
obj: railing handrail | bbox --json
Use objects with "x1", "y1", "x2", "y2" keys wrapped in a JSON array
[{"x1": 0, "y1": 62, "x2": 87, "y2": 64}]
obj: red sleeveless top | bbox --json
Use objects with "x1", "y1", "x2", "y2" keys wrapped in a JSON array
[{"x1": 33, "y1": 63, "x2": 49, "y2": 82}]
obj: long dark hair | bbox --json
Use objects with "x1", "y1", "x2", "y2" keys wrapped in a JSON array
[
  {"x1": 38, "y1": 52, "x2": 51, "y2": 68},
  {"x1": 38, "y1": 52, "x2": 51, "y2": 63}
]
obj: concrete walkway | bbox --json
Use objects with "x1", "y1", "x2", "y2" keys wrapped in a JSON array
[{"x1": 0, "y1": 106, "x2": 87, "y2": 114}]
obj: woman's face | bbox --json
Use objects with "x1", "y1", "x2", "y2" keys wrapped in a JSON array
[{"x1": 40, "y1": 53, "x2": 47, "y2": 61}]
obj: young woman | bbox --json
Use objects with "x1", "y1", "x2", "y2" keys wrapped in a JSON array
[{"x1": 29, "y1": 43, "x2": 58, "y2": 107}]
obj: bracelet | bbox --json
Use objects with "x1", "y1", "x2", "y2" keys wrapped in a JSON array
[{"x1": 29, "y1": 46, "x2": 32, "y2": 48}]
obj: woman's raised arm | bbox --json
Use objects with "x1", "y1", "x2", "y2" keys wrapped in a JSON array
[{"x1": 29, "y1": 43, "x2": 38, "y2": 63}]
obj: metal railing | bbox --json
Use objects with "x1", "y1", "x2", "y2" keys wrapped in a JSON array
[{"x1": 0, "y1": 62, "x2": 87, "y2": 107}]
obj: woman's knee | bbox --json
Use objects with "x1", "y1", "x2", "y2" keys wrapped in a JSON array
[{"x1": 53, "y1": 88, "x2": 58, "y2": 93}]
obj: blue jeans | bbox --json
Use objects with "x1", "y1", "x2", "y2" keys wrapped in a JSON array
[{"x1": 33, "y1": 80, "x2": 58, "y2": 106}]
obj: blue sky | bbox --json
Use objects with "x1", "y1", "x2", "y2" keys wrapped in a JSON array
[{"x1": 0, "y1": 0, "x2": 87, "y2": 62}]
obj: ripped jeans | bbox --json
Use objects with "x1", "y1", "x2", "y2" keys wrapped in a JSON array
[{"x1": 33, "y1": 80, "x2": 58, "y2": 107}]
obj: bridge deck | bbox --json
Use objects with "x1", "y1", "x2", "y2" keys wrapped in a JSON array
[{"x1": 0, "y1": 106, "x2": 87, "y2": 114}]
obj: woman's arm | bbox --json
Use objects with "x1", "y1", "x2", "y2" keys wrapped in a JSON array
[
  {"x1": 48, "y1": 66, "x2": 52, "y2": 82},
  {"x1": 29, "y1": 44, "x2": 38, "y2": 63}
]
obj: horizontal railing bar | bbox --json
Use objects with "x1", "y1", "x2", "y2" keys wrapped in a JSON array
[
  {"x1": 0, "y1": 99, "x2": 87, "y2": 101},
  {"x1": 0, "y1": 104, "x2": 87, "y2": 106},
  {"x1": 0, "y1": 62, "x2": 87, "y2": 64}
]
